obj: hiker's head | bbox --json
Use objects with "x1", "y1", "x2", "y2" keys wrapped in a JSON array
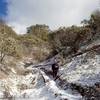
[
  {"x1": 54, "y1": 58, "x2": 60, "y2": 64},
  {"x1": 54, "y1": 58, "x2": 57, "y2": 63}
]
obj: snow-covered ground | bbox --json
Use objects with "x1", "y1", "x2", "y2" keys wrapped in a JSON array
[
  {"x1": 0, "y1": 39, "x2": 99, "y2": 100},
  {"x1": 61, "y1": 51, "x2": 100, "y2": 86},
  {"x1": 0, "y1": 67, "x2": 82, "y2": 100},
  {"x1": 59, "y1": 38, "x2": 100, "y2": 86}
]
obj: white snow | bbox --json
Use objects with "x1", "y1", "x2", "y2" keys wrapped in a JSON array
[
  {"x1": 0, "y1": 67, "x2": 82, "y2": 100},
  {"x1": 62, "y1": 53, "x2": 100, "y2": 86}
]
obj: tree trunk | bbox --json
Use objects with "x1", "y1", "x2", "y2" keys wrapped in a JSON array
[
  {"x1": 72, "y1": 44, "x2": 100, "y2": 57},
  {"x1": 0, "y1": 52, "x2": 5, "y2": 63}
]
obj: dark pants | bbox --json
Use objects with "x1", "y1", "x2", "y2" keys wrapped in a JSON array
[
  {"x1": 52, "y1": 63, "x2": 59, "y2": 78},
  {"x1": 53, "y1": 69, "x2": 58, "y2": 78}
]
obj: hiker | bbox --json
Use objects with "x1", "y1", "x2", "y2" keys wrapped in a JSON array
[{"x1": 52, "y1": 60, "x2": 59, "y2": 78}]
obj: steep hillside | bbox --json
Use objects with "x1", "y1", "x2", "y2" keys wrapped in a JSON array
[{"x1": 0, "y1": 36, "x2": 99, "y2": 100}]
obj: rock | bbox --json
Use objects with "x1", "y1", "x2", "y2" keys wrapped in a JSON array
[{"x1": 24, "y1": 62, "x2": 33, "y2": 68}]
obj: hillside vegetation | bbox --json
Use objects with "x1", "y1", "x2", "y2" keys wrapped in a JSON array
[{"x1": 0, "y1": 10, "x2": 99, "y2": 70}]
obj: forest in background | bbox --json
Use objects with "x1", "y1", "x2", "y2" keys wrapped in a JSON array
[{"x1": 0, "y1": 10, "x2": 100, "y2": 64}]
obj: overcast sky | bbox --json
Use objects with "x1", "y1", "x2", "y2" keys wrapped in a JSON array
[{"x1": 6, "y1": 0, "x2": 100, "y2": 34}]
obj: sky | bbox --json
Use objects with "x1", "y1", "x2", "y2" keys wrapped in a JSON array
[
  {"x1": 0, "y1": 0, "x2": 7, "y2": 18},
  {"x1": 0, "y1": 0, "x2": 100, "y2": 34}
]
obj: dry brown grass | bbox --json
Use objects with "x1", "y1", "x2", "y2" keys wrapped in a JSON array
[{"x1": 0, "y1": 70, "x2": 8, "y2": 79}]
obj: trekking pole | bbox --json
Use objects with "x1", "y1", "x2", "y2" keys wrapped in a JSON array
[
  {"x1": 54, "y1": 73, "x2": 63, "y2": 81},
  {"x1": 32, "y1": 63, "x2": 53, "y2": 68}
]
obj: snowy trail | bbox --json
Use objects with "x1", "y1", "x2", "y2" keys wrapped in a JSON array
[
  {"x1": 14, "y1": 67, "x2": 82, "y2": 100},
  {"x1": 40, "y1": 70, "x2": 82, "y2": 100},
  {"x1": 0, "y1": 64, "x2": 82, "y2": 100}
]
